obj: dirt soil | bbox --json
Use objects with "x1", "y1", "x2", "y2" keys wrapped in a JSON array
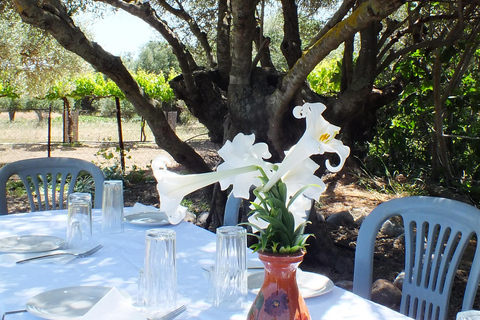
[{"x1": 5, "y1": 141, "x2": 478, "y2": 320}]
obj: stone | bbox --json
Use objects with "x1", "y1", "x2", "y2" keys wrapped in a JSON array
[
  {"x1": 313, "y1": 211, "x2": 325, "y2": 223},
  {"x1": 381, "y1": 220, "x2": 404, "y2": 237},
  {"x1": 393, "y1": 233, "x2": 405, "y2": 250},
  {"x1": 326, "y1": 210, "x2": 354, "y2": 227},
  {"x1": 184, "y1": 210, "x2": 196, "y2": 223},
  {"x1": 371, "y1": 279, "x2": 402, "y2": 310},
  {"x1": 196, "y1": 211, "x2": 210, "y2": 227},
  {"x1": 335, "y1": 280, "x2": 353, "y2": 291},
  {"x1": 393, "y1": 271, "x2": 405, "y2": 291},
  {"x1": 354, "y1": 214, "x2": 366, "y2": 226}
]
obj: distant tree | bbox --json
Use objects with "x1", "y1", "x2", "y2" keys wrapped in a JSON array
[
  {"x1": 128, "y1": 41, "x2": 180, "y2": 76},
  {"x1": 0, "y1": 1, "x2": 91, "y2": 98}
]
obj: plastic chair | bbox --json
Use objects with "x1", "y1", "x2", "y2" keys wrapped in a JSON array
[
  {"x1": 0, "y1": 157, "x2": 105, "y2": 214},
  {"x1": 224, "y1": 191, "x2": 243, "y2": 226},
  {"x1": 353, "y1": 196, "x2": 480, "y2": 320}
]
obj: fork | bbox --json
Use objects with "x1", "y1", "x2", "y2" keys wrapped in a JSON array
[
  {"x1": 2, "y1": 305, "x2": 186, "y2": 320},
  {"x1": 148, "y1": 305, "x2": 187, "y2": 320},
  {"x1": 16, "y1": 244, "x2": 103, "y2": 264},
  {"x1": 1, "y1": 309, "x2": 26, "y2": 320}
]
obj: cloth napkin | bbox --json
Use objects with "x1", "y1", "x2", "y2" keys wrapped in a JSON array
[
  {"x1": 130, "y1": 203, "x2": 187, "y2": 225},
  {"x1": 82, "y1": 287, "x2": 146, "y2": 320}
]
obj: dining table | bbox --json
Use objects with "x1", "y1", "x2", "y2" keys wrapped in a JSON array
[{"x1": 0, "y1": 208, "x2": 413, "y2": 320}]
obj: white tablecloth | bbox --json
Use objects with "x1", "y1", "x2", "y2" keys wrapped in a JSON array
[{"x1": 0, "y1": 209, "x2": 411, "y2": 319}]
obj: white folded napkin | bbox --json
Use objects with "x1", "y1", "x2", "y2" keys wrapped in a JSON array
[
  {"x1": 82, "y1": 287, "x2": 146, "y2": 320},
  {"x1": 130, "y1": 203, "x2": 187, "y2": 225}
]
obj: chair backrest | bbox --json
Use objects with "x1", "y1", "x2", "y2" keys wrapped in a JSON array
[
  {"x1": 224, "y1": 191, "x2": 243, "y2": 226},
  {"x1": 0, "y1": 157, "x2": 105, "y2": 214},
  {"x1": 353, "y1": 196, "x2": 480, "y2": 320}
]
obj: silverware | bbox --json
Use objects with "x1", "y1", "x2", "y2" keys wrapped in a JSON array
[
  {"x1": 1, "y1": 309, "x2": 26, "y2": 320},
  {"x1": 148, "y1": 305, "x2": 186, "y2": 320},
  {"x1": 248, "y1": 266, "x2": 264, "y2": 270},
  {"x1": 16, "y1": 244, "x2": 103, "y2": 264},
  {"x1": 202, "y1": 266, "x2": 264, "y2": 272}
]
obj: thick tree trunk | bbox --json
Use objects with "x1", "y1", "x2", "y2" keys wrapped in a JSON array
[{"x1": 169, "y1": 71, "x2": 227, "y2": 144}]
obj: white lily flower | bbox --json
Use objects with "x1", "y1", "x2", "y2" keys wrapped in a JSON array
[
  {"x1": 217, "y1": 133, "x2": 273, "y2": 199},
  {"x1": 282, "y1": 157, "x2": 326, "y2": 201},
  {"x1": 152, "y1": 156, "x2": 259, "y2": 214},
  {"x1": 263, "y1": 102, "x2": 350, "y2": 192}
]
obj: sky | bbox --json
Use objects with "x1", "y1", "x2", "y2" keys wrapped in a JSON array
[{"x1": 83, "y1": 10, "x2": 158, "y2": 57}]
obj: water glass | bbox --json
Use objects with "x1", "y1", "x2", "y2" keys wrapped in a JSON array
[
  {"x1": 67, "y1": 192, "x2": 93, "y2": 249},
  {"x1": 143, "y1": 229, "x2": 177, "y2": 318},
  {"x1": 213, "y1": 226, "x2": 247, "y2": 310},
  {"x1": 102, "y1": 180, "x2": 124, "y2": 233}
]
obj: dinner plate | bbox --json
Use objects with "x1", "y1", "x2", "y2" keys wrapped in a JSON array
[
  {"x1": 0, "y1": 235, "x2": 66, "y2": 253},
  {"x1": 248, "y1": 270, "x2": 334, "y2": 298},
  {"x1": 124, "y1": 211, "x2": 170, "y2": 226},
  {"x1": 26, "y1": 286, "x2": 115, "y2": 319}
]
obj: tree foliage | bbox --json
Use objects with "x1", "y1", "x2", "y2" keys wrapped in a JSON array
[
  {"x1": 126, "y1": 41, "x2": 180, "y2": 77},
  {"x1": 9, "y1": 0, "x2": 480, "y2": 207},
  {"x1": 0, "y1": 1, "x2": 91, "y2": 97}
]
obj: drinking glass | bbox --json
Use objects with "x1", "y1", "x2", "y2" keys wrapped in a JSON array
[
  {"x1": 102, "y1": 180, "x2": 124, "y2": 233},
  {"x1": 67, "y1": 192, "x2": 93, "y2": 249},
  {"x1": 213, "y1": 226, "x2": 247, "y2": 310},
  {"x1": 143, "y1": 229, "x2": 177, "y2": 318}
]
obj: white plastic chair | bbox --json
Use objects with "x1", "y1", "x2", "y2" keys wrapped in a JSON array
[
  {"x1": 353, "y1": 196, "x2": 480, "y2": 320},
  {"x1": 0, "y1": 157, "x2": 105, "y2": 214}
]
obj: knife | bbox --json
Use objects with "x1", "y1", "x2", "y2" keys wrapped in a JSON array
[{"x1": 16, "y1": 244, "x2": 103, "y2": 264}]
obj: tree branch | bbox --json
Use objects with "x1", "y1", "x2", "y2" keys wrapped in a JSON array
[
  {"x1": 94, "y1": 0, "x2": 199, "y2": 99},
  {"x1": 306, "y1": 0, "x2": 356, "y2": 49},
  {"x1": 267, "y1": 0, "x2": 405, "y2": 153},
  {"x1": 280, "y1": 0, "x2": 302, "y2": 68},
  {"x1": 216, "y1": 0, "x2": 231, "y2": 83},
  {"x1": 156, "y1": 0, "x2": 216, "y2": 68},
  {"x1": 14, "y1": 0, "x2": 211, "y2": 174}
]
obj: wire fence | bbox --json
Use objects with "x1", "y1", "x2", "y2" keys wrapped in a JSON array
[{"x1": 0, "y1": 109, "x2": 209, "y2": 171}]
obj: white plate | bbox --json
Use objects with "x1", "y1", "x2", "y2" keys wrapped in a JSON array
[
  {"x1": 124, "y1": 211, "x2": 169, "y2": 226},
  {"x1": 0, "y1": 235, "x2": 66, "y2": 253},
  {"x1": 248, "y1": 270, "x2": 334, "y2": 298},
  {"x1": 26, "y1": 286, "x2": 115, "y2": 319}
]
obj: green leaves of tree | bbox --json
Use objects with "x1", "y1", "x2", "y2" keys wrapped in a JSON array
[{"x1": 44, "y1": 71, "x2": 173, "y2": 103}]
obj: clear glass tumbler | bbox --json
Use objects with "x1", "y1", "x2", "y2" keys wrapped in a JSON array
[
  {"x1": 143, "y1": 228, "x2": 177, "y2": 318},
  {"x1": 213, "y1": 226, "x2": 247, "y2": 310},
  {"x1": 67, "y1": 192, "x2": 93, "y2": 249},
  {"x1": 102, "y1": 180, "x2": 124, "y2": 233}
]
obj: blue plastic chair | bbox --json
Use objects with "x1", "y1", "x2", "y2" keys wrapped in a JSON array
[
  {"x1": 353, "y1": 196, "x2": 480, "y2": 320},
  {"x1": 0, "y1": 157, "x2": 105, "y2": 214},
  {"x1": 223, "y1": 191, "x2": 243, "y2": 226}
]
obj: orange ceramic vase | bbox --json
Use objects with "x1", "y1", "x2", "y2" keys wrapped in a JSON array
[{"x1": 247, "y1": 250, "x2": 310, "y2": 320}]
